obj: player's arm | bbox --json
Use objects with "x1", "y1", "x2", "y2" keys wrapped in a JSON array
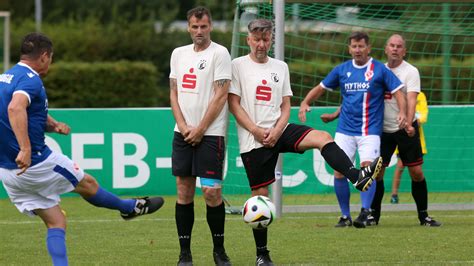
[
  {"x1": 228, "y1": 93, "x2": 266, "y2": 143},
  {"x1": 298, "y1": 84, "x2": 326, "y2": 123},
  {"x1": 320, "y1": 106, "x2": 341, "y2": 123},
  {"x1": 185, "y1": 78, "x2": 230, "y2": 145},
  {"x1": 46, "y1": 115, "x2": 70, "y2": 135},
  {"x1": 406, "y1": 91, "x2": 418, "y2": 125},
  {"x1": 169, "y1": 77, "x2": 190, "y2": 138},
  {"x1": 263, "y1": 96, "x2": 291, "y2": 147},
  {"x1": 8, "y1": 93, "x2": 31, "y2": 175},
  {"x1": 392, "y1": 89, "x2": 407, "y2": 130}
]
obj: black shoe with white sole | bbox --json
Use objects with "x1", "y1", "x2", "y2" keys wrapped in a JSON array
[{"x1": 120, "y1": 196, "x2": 164, "y2": 220}]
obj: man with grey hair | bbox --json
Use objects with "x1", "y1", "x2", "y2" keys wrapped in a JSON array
[
  {"x1": 370, "y1": 34, "x2": 441, "y2": 227},
  {"x1": 229, "y1": 19, "x2": 382, "y2": 266}
]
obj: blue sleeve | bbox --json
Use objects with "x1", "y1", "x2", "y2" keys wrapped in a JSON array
[
  {"x1": 321, "y1": 65, "x2": 341, "y2": 90},
  {"x1": 15, "y1": 77, "x2": 41, "y2": 101},
  {"x1": 383, "y1": 67, "x2": 403, "y2": 92}
]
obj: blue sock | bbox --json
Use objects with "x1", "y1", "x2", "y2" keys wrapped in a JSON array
[
  {"x1": 360, "y1": 180, "x2": 377, "y2": 209},
  {"x1": 47, "y1": 228, "x2": 67, "y2": 266},
  {"x1": 334, "y1": 177, "x2": 351, "y2": 218},
  {"x1": 85, "y1": 187, "x2": 135, "y2": 214}
]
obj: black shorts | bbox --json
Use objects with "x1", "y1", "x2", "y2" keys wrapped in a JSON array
[
  {"x1": 380, "y1": 120, "x2": 423, "y2": 167},
  {"x1": 241, "y1": 124, "x2": 313, "y2": 189},
  {"x1": 172, "y1": 132, "x2": 225, "y2": 179}
]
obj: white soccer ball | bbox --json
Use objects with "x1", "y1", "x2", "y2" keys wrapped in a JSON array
[{"x1": 242, "y1": 195, "x2": 276, "y2": 229}]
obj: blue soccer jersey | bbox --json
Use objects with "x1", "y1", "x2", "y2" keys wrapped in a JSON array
[
  {"x1": 0, "y1": 63, "x2": 52, "y2": 169},
  {"x1": 321, "y1": 58, "x2": 403, "y2": 136}
]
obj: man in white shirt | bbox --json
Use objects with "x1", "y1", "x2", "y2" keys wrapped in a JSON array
[
  {"x1": 169, "y1": 6, "x2": 232, "y2": 265},
  {"x1": 370, "y1": 34, "x2": 441, "y2": 227},
  {"x1": 229, "y1": 19, "x2": 383, "y2": 266}
]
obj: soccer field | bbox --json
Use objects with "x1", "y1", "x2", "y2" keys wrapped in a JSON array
[{"x1": 1, "y1": 196, "x2": 473, "y2": 265}]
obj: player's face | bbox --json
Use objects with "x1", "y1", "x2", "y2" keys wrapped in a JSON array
[
  {"x1": 348, "y1": 39, "x2": 371, "y2": 66},
  {"x1": 385, "y1": 35, "x2": 406, "y2": 63},
  {"x1": 188, "y1": 15, "x2": 212, "y2": 48},
  {"x1": 247, "y1": 31, "x2": 272, "y2": 63}
]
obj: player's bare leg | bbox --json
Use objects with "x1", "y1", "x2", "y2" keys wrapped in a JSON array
[{"x1": 36, "y1": 206, "x2": 68, "y2": 265}]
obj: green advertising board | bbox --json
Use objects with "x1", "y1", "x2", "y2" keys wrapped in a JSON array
[{"x1": 1, "y1": 107, "x2": 473, "y2": 199}]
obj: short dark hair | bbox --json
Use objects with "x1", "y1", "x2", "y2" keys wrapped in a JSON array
[
  {"x1": 187, "y1": 6, "x2": 212, "y2": 23},
  {"x1": 20, "y1": 32, "x2": 53, "y2": 60},
  {"x1": 348, "y1": 32, "x2": 369, "y2": 45},
  {"x1": 248, "y1": 19, "x2": 273, "y2": 34}
]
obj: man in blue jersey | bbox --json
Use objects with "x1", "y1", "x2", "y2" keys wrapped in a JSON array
[
  {"x1": 298, "y1": 32, "x2": 407, "y2": 228},
  {"x1": 0, "y1": 33, "x2": 164, "y2": 265}
]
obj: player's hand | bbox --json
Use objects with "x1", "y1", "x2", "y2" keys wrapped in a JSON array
[
  {"x1": 177, "y1": 124, "x2": 192, "y2": 138},
  {"x1": 184, "y1": 126, "x2": 205, "y2": 146},
  {"x1": 263, "y1": 128, "x2": 282, "y2": 148},
  {"x1": 53, "y1": 122, "x2": 70, "y2": 135},
  {"x1": 320, "y1": 113, "x2": 337, "y2": 123},
  {"x1": 397, "y1": 112, "x2": 407, "y2": 129},
  {"x1": 15, "y1": 149, "x2": 31, "y2": 175},
  {"x1": 251, "y1": 126, "x2": 267, "y2": 144},
  {"x1": 405, "y1": 125, "x2": 415, "y2": 137},
  {"x1": 298, "y1": 103, "x2": 311, "y2": 123}
]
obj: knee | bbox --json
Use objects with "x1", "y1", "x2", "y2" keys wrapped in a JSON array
[
  {"x1": 75, "y1": 174, "x2": 99, "y2": 197},
  {"x1": 319, "y1": 131, "x2": 334, "y2": 144},
  {"x1": 334, "y1": 171, "x2": 344, "y2": 179},
  {"x1": 312, "y1": 130, "x2": 333, "y2": 150},
  {"x1": 202, "y1": 188, "x2": 221, "y2": 206},
  {"x1": 410, "y1": 170, "x2": 424, "y2": 181},
  {"x1": 251, "y1": 187, "x2": 269, "y2": 197}
]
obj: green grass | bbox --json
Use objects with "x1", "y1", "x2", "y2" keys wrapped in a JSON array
[
  {"x1": 224, "y1": 191, "x2": 474, "y2": 206},
  {"x1": 1, "y1": 196, "x2": 473, "y2": 265}
]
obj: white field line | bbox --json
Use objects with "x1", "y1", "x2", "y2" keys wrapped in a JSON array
[{"x1": 0, "y1": 213, "x2": 472, "y2": 225}]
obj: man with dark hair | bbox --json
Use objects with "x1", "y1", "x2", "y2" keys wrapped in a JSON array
[
  {"x1": 169, "y1": 6, "x2": 232, "y2": 266},
  {"x1": 0, "y1": 33, "x2": 164, "y2": 265},
  {"x1": 299, "y1": 31, "x2": 407, "y2": 228},
  {"x1": 230, "y1": 21, "x2": 382, "y2": 265},
  {"x1": 370, "y1": 34, "x2": 441, "y2": 227}
]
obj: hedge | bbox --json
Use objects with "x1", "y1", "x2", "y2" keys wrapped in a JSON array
[{"x1": 43, "y1": 61, "x2": 166, "y2": 107}]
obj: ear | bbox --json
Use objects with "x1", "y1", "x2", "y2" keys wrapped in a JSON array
[{"x1": 40, "y1": 51, "x2": 49, "y2": 62}]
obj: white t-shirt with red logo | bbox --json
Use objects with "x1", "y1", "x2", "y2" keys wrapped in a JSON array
[
  {"x1": 169, "y1": 41, "x2": 232, "y2": 136},
  {"x1": 383, "y1": 60, "x2": 421, "y2": 133},
  {"x1": 230, "y1": 55, "x2": 293, "y2": 153}
]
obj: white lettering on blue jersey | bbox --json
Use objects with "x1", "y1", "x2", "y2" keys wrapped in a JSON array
[{"x1": 320, "y1": 58, "x2": 403, "y2": 136}]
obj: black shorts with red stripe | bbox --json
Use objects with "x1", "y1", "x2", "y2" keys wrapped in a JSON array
[
  {"x1": 380, "y1": 120, "x2": 423, "y2": 167},
  {"x1": 241, "y1": 123, "x2": 313, "y2": 190},
  {"x1": 172, "y1": 132, "x2": 225, "y2": 179}
]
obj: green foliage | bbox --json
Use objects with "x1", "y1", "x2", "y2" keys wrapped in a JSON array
[
  {"x1": 44, "y1": 61, "x2": 163, "y2": 108},
  {"x1": 10, "y1": 19, "x2": 233, "y2": 105},
  {"x1": 289, "y1": 57, "x2": 474, "y2": 106}
]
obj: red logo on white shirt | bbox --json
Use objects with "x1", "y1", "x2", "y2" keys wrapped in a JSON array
[
  {"x1": 182, "y1": 68, "x2": 197, "y2": 89},
  {"x1": 256, "y1": 79, "x2": 272, "y2": 101}
]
